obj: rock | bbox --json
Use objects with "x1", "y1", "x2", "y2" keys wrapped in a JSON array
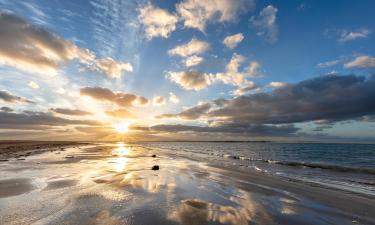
[
  {"x1": 0, "y1": 159, "x2": 9, "y2": 162},
  {"x1": 65, "y1": 155, "x2": 74, "y2": 159},
  {"x1": 151, "y1": 154, "x2": 156, "y2": 157},
  {"x1": 151, "y1": 165, "x2": 159, "y2": 170},
  {"x1": 17, "y1": 158, "x2": 26, "y2": 161}
]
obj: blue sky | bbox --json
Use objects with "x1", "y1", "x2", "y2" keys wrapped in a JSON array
[{"x1": 0, "y1": 0, "x2": 374, "y2": 142}]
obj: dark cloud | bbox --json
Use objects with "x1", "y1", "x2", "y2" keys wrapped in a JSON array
[
  {"x1": 148, "y1": 123, "x2": 298, "y2": 136},
  {"x1": 162, "y1": 75, "x2": 375, "y2": 125},
  {"x1": 0, "y1": 12, "x2": 131, "y2": 78},
  {"x1": 80, "y1": 87, "x2": 149, "y2": 107},
  {"x1": 157, "y1": 103, "x2": 211, "y2": 120},
  {"x1": 0, "y1": 90, "x2": 34, "y2": 104},
  {"x1": 0, "y1": 106, "x2": 13, "y2": 112},
  {"x1": 49, "y1": 108, "x2": 93, "y2": 116},
  {"x1": 105, "y1": 108, "x2": 135, "y2": 118},
  {"x1": 0, "y1": 111, "x2": 102, "y2": 130}
]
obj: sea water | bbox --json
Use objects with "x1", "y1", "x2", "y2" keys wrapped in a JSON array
[{"x1": 139, "y1": 142, "x2": 375, "y2": 196}]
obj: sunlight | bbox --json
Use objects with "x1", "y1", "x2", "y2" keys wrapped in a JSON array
[
  {"x1": 112, "y1": 142, "x2": 130, "y2": 156},
  {"x1": 114, "y1": 122, "x2": 129, "y2": 133},
  {"x1": 112, "y1": 142, "x2": 130, "y2": 172}
]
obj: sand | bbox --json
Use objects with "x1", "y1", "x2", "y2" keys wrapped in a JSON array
[{"x1": 0, "y1": 142, "x2": 374, "y2": 225}]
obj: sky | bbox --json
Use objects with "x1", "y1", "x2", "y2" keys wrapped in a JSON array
[{"x1": 0, "y1": 0, "x2": 374, "y2": 142}]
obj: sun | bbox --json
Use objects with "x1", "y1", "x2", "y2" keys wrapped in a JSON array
[{"x1": 115, "y1": 122, "x2": 129, "y2": 133}]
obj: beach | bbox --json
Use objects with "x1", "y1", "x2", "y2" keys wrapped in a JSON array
[{"x1": 0, "y1": 142, "x2": 374, "y2": 225}]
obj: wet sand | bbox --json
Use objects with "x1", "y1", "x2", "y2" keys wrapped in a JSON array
[
  {"x1": 0, "y1": 141, "x2": 84, "y2": 160},
  {"x1": 0, "y1": 143, "x2": 374, "y2": 225}
]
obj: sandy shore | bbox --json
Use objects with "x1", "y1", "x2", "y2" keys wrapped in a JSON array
[
  {"x1": 0, "y1": 141, "x2": 87, "y2": 160},
  {"x1": 0, "y1": 143, "x2": 374, "y2": 225}
]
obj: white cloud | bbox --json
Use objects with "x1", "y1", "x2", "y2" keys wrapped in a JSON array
[
  {"x1": 215, "y1": 53, "x2": 260, "y2": 86},
  {"x1": 269, "y1": 82, "x2": 287, "y2": 88},
  {"x1": 168, "y1": 38, "x2": 210, "y2": 57},
  {"x1": 176, "y1": 0, "x2": 254, "y2": 31},
  {"x1": 223, "y1": 33, "x2": 244, "y2": 49},
  {"x1": 153, "y1": 96, "x2": 166, "y2": 106},
  {"x1": 138, "y1": 3, "x2": 178, "y2": 39},
  {"x1": 250, "y1": 5, "x2": 278, "y2": 43},
  {"x1": 169, "y1": 92, "x2": 179, "y2": 104},
  {"x1": 344, "y1": 56, "x2": 375, "y2": 68},
  {"x1": 184, "y1": 55, "x2": 204, "y2": 67},
  {"x1": 92, "y1": 58, "x2": 133, "y2": 79},
  {"x1": 28, "y1": 81, "x2": 40, "y2": 89},
  {"x1": 317, "y1": 60, "x2": 340, "y2": 68},
  {"x1": 339, "y1": 29, "x2": 371, "y2": 42},
  {"x1": 247, "y1": 61, "x2": 261, "y2": 77},
  {"x1": 233, "y1": 81, "x2": 256, "y2": 96},
  {"x1": 166, "y1": 71, "x2": 212, "y2": 91}
]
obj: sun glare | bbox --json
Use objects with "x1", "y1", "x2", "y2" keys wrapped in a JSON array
[{"x1": 115, "y1": 122, "x2": 129, "y2": 133}]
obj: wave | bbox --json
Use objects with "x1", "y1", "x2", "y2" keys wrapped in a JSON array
[
  {"x1": 267, "y1": 160, "x2": 375, "y2": 175},
  {"x1": 219, "y1": 154, "x2": 375, "y2": 175}
]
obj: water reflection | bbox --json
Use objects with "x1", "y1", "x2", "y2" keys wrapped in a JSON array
[
  {"x1": 169, "y1": 192, "x2": 273, "y2": 225},
  {"x1": 112, "y1": 142, "x2": 130, "y2": 157},
  {"x1": 111, "y1": 142, "x2": 130, "y2": 172},
  {"x1": 113, "y1": 157, "x2": 129, "y2": 172}
]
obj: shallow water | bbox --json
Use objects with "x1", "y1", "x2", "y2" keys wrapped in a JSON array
[
  {"x1": 140, "y1": 142, "x2": 375, "y2": 196},
  {"x1": 0, "y1": 143, "x2": 373, "y2": 225}
]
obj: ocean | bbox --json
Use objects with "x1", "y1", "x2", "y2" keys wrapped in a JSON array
[{"x1": 139, "y1": 142, "x2": 375, "y2": 196}]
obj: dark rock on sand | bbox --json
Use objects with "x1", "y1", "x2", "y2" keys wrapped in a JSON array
[
  {"x1": 152, "y1": 165, "x2": 159, "y2": 170},
  {"x1": 152, "y1": 154, "x2": 156, "y2": 157}
]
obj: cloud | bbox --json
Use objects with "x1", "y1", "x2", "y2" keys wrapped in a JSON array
[
  {"x1": 0, "y1": 110, "x2": 101, "y2": 130},
  {"x1": 215, "y1": 53, "x2": 260, "y2": 87},
  {"x1": 161, "y1": 75, "x2": 375, "y2": 126},
  {"x1": 49, "y1": 108, "x2": 93, "y2": 116},
  {"x1": 184, "y1": 55, "x2": 204, "y2": 67},
  {"x1": 28, "y1": 81, "x2": 40, "y2": 89},
  {"x1": 169, "y1": 38, "x2": 210, "y2": 58},
  {"x1": 168, "y1": 53, "x2": 260, "y2": 91},
  {"x1": 344, "y1": 56, "x2": 375, "y2": 68},
  {"x1": 0, "y1": 90, "x2": 34, "y2": 104},
  {"x1": 317, "y1": 60, "x2": 340, "y2": 68},
  {"x1": 169, "y1": 92, "x2": 179, "y2": 104},
  {"x1": 0, "y1": 106, "x2": 13, "y2": 112},
  {"x1": 250, "y1": 5, "x2": 278, "y2": 43},
  {"x1": 105, "y1": 108, "x2": 135, "y2": 118},
  {"x1": 176, "y1": 0, "x2": 254, "y2": 31},
  {"x1": 223, "y1": 33, "x2": 244, "y2": 49},
  {"x1": 338, "y1": 29, "x2": 371, "y2": 42},
  {"x1": 209, "y1": 75, "x2": 375, "y2": 124},
  {"x1": 166, "y1": 71, "x2": 212, "y2": 91},
  {"x1": 233, "y1": 82, "x2": 256, "y2": 96},
  {"x1": 157, "y1": 103, "x2": 211, "y2": 120},
  {"x1": 269, "y1": 82, "x2": 288, "y2": 88},
  {"x1": 247, "y1": 61, "x2": 261, "y2": 77},
  {"x1": 80, "y1": 87, "x2": 149, "y2": 107},
  {"x1": 149, "y1": 123, "x2": 298, "y2": 136},
  {"x1": 0, "y1": 12, "x2": 131, "y2": 78},
  {"x1": 92, "y1": 58, "x2": 133, "y2": 79},
  {"x1": 153, "y1": 96, "x2": 166, "y2": 106},
  {"x1": 138, "y1": 2, "x2": 178, "y2": 39}
]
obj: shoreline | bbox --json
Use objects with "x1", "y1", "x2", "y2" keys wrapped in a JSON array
[
  {"x1": 156, "y1": 145, "x2": 375, "y2": 220},
  {"x1": 0, "y1": 142, "x2": 374, "y2": 224}
]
